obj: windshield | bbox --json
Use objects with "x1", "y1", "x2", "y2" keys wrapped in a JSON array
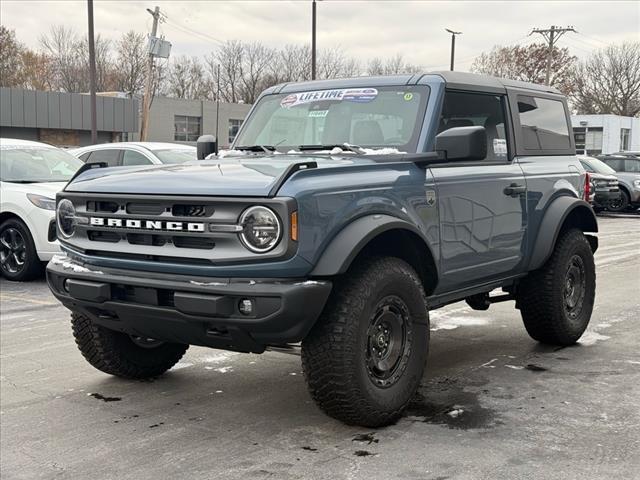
[
  {"x1": 0, "y1": 146, "x2": 83, "y2": 183},
  {"x1": 582, "y1": 157, "x2": 617, "y2": 175},
  {"x1": 152, "y1": 148, "x2": 197, "y2": 164},
  {"x1": 234, "y1": 85, "x2": 430, "y2": 153}
]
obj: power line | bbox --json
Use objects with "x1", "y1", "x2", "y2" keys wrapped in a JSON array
[{"x1": 162, "y1": 17, "x2": 224, "y2": 46}]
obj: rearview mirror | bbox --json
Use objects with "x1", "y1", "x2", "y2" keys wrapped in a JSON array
[
  {"x1": 197, "y1": 135, "x2": 217, "y2": 160},
  {"x1": 435, "y1": 126, "x2": 487, "y2": 161}
]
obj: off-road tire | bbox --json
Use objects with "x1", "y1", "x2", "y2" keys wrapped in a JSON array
[
  {"x1": 301, "y1": 256, "x2": 429, "y2": 427},
  {"x1": 518, "y1": 228, "x2": 595, "y2": 346},
  {"x1": 0, "y1": 218, "x2": 43, "y2": 281},
  {"x1": 71, "y1": 312, "x2": 189, "y2": 379}
]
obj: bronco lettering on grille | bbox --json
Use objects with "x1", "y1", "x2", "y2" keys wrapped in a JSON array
[{"x1": 90, "y1": 217, "x2": 206, "y2": 232}]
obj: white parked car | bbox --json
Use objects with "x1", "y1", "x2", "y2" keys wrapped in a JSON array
[
  {"x1": 70, "y1": 142, "x2": 197, "y2": 166},
  {"x1": 0, "y1": 138, "x2": 83, "y2": 281}
]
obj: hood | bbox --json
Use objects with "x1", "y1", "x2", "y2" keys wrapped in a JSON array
[
  {"x1": 588, "y1": 172, "x2": 617, "y2": 181},
  {"x1": 64, "y1": 154, "x2": 374, "y2": 196},
  {"x1": 2, "y1": 181, "x2": 66, "y2": 198}
]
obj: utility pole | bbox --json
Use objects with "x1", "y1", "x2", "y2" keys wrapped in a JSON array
[
  {"x1": 87, "y1": 0, "x2": 97, "y2": 144},
  {"x1": 215, "y1": 64, "x2": 220, "y2": 155},
  {"x1": 311, "y1": 0, "x2": 317, "y2": 80},
  {"x1": 530, "y1": 25, "x2": 576, "y2": 85},
  {"x1": 140, "y1": 6, "x2": 161, "y2": 141},
  {"x1": 445, "y1": 29, "x2": 462, "y2": 71}
]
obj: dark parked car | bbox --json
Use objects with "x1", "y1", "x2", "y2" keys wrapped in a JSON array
[
  {"x1": 597, "y1": 154, "x2": 640, "y2": 211},
  {"x1": 578, "y1": 156, "x2": 620, "y2": 211}
]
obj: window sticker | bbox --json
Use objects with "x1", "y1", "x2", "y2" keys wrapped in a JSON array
[
  {"x1": 280, "y1": 88, "x2": 378, "y2": 108},
  {"x1": 493, "y1": 138, "x2": 508, "y2": 157},
  {"x1": 308, "y1": 110, "x2": 329, "y2": 118},
  {"x1": 404, "y1": 93, "x2": 414, "y2": 101}
]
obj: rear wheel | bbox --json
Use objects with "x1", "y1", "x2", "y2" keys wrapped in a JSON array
[
  {"x1": 517, "y1": 229, "x2": 595, "y2": 345},
  {"x1": 0, "y1": 218, "x2": 42, "y2": 281},
  {"x1": 71, "y1": 312, "x2": 189, "y2": 379},
  {"x1": 302, "y1": 257, "x2": 429, "y2": 427}
]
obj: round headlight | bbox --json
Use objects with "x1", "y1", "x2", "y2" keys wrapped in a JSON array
[
  {"x1": 239, "y1": 206, "x2": 282, "y2": 253},
  {"x1": 57, "y1": 199, "x2": 76, "y2": 238}
]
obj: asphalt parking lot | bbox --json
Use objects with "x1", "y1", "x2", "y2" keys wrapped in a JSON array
[{"x1": 1, "y1": 214, "x2": 639, "y2": 480}]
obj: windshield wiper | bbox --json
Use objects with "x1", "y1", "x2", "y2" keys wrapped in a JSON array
[
  {"x1": 235, "y1": 145, "x2": 277, "y2": 153},
  {"x1": 298, "y1": 143, "x2": 364, "y2": 154}
]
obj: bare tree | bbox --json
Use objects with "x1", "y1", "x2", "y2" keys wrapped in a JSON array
[
  {"x1": 166, "y1": 55, "x2": 209, "y2": 100},
  {"x1": 20, "y1": 50, "x2": 54, "y2": 90},
  {"x1": 239, "y1": 42, "x2": 275, "y2": 104},
  {"x1": 570, "y1": 42, "x2": 640, "y2": 116},
  {"x1": 317, "y1": 46, "x2": 360, "y2": 80},
  {"x1": 39, "y1": 25, "x2": 83, "y2": 92},
  {"x1": 113, "y1": 31, "x2": 146, "y2": 96},
  {"x1": 0, "y1": 25, "x2": 24, "y2": 87},
  {"x1": 208, "y1": 40, "x2": 244, "y2": 103},
  {"x1": 471, "y1": 43, "x2": 577, "y2": 94},
  {"x1": 368, "y1": 54, "x2": 421, "y2": 76}
]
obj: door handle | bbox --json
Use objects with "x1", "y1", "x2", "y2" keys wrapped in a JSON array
[{"x1": 503, "y1": 183, "x2": 526, "y2": 197}]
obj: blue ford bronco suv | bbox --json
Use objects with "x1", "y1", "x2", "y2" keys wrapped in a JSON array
[{"x1": 48, "y1": 72, "x2": 598, "y2": 427}]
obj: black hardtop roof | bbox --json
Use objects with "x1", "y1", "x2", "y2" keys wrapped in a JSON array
[{"x1": 269, "y1": 71, "x2": 562, "y2": 96}]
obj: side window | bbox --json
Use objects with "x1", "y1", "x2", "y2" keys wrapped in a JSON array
[
  {"x1": 580, "y1": 161, "x2": 595, "y2": 173},
  {"x1": 517, "y1": 96, "x2": 571, "y2": 150},
  {"x1": 122, "y1": 150, "x2": 152, "y2": 166},
  {"x1": 625, "y1": 159, "x2": 640, "y2": 172},
  {"x1": 86, "y1": 149, "x2": 120, "y2": 167},
  {"x1": 603, "y1": 158, "x2": 623, "y2": 172},
  {"x1": 438, "y1": 91, "x2": 509, "y2": 161}
]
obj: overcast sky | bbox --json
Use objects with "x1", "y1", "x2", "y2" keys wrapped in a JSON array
[{"x1": 2, "y1": 1, "x2": 638, "y2": 71}]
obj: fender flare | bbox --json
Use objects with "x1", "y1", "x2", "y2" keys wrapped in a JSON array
[
  {"x1": 528, "y1": 197, "x2": 598, "y2": 271},
  {"x1": 310, "y1": 214, "x2": 430, "y2": 276}
]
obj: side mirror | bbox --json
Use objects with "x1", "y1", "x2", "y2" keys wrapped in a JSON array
[
  {"x1": 435, "y1": 126, "x2": 487, "y2": 161},
  {"x1": 196, "y1": 135, "x2": 217, "y2": 160}
]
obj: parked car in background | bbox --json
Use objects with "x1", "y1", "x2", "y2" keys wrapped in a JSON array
[
  {"x1": 0, "y1": 138, "x2": 83, "y2": 281},
  {"x1": 597, "y1": 154, "x2": 640, "y2": 211},
  {"x1": 70, "y1": 142, "x2": 197, "y2": 167},
  {"x1": 578, "y1": 155, "x2": 620, "y2": 211}
]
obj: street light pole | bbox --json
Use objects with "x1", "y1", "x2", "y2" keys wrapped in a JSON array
[
  {"x1": 445, "y1": 28, "x2": 462, "y2": 71},
  {"x1": 311, "y1": 0, "x2": 317, "y2": 80},
  {"x1": 87, "y1": 0, "x2": 97, "y2": 144}
]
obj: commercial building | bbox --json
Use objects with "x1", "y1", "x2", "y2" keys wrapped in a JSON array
[
  {"x1": 571, "y1": 114, "x2": 640, "y2": 156},
  {"x1": 134, "y1": 96, "x2": 252, "y2": 148},
  {"x1": 0, "y1": 87, "x2": 139, "y2": 146}
]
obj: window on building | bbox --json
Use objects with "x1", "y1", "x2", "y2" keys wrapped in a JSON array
[
  {"x1": 86, "y1": 149, "x2": 120, "y2": 167},
  {"x1": 573, "y1": 127, "x2": 586, "y2": 154},
  {"x1": 517, "y1": 96, "x2": 571, "y2": 150},
  {"x1": 438, "y1": 91, "x2": 509, "y2": 161},
  {"x1": 585, "y1": 127, "x2": 603, "y2": 156},
  {"x1": 620, "y1": 128, "x2": 631, "y2": 151},
  {"x1": 174, "y1": 115, "x2": 202, "y2": 142},
  {"x1": 228, "y1": 119, "x2": 243, "y2": 145},
  {"x1": 122, "y1": 150, "x2": 152, "y2": 166}
]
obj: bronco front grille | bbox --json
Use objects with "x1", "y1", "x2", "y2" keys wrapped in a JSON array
[{"x1": 60, "y1": 193, "x2": 295, "y2": 265}]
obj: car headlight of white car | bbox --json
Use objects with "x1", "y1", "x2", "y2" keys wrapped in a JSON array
[{"x1": 27, "y1": 193, "x2": 56, "y2": 210}]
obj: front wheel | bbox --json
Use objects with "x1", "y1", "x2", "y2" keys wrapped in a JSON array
[
  {"x1": 301, "y1": 257, "x2": 429, "y2": 427},
  {"x1": 0, "y1": 218, "x2": 43, "y2": 281},
  {"x1": 517, "y1": 229, "x2": 595, "y2": 346},
  {"x1": 607, "y1": 190, "x2": 629, "y2": 212},
  {"x1": 71, "y1": 313, "x2": 189, "y2": 379}
]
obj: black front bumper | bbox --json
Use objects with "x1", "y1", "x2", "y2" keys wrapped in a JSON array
[{"x1": 47, "y1": 256, "x2": 332, "y2": 353}]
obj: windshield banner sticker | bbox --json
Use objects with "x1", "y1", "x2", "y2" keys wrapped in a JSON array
[{"x1": 280, "y1": 88, "x2": 378, "y2": 108}]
